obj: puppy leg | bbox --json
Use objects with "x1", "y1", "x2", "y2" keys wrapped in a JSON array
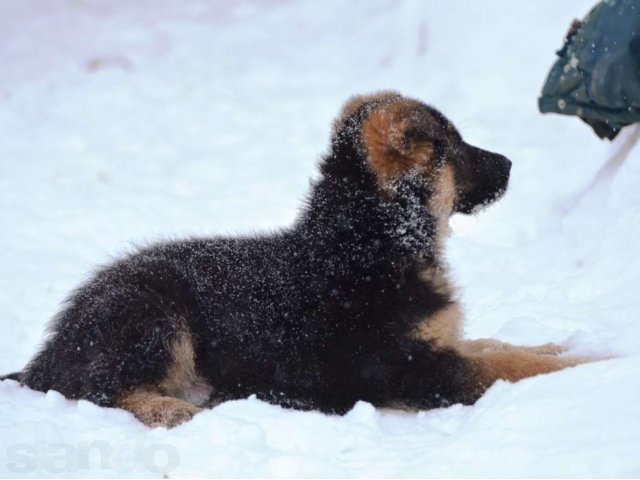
[
  {"x1": 466, "y1": 348, "x2": 595, "y2": 387},
  {"x1": 115, "y1": 331, "x2": 212, "y2": 428},
  {"x1": 383, "y1": 344, "x2": 491, "y2": 408},
  {"x1": 116, "y1": 388, "x2": 202, "y2": 428},
  {"x1": 384, "y1": 342, "x2": 598, "y2": 410}
]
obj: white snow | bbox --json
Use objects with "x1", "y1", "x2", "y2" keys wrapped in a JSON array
[{"x1": 1, "y1": 0, "x2": 639, "y2": 477}]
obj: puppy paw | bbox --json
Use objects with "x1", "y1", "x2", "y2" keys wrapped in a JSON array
[
  {"x1": 117, "y1": 390, "x2": 203, "y2": 428},
  {"x1": 527, "y1": 342, "x2": 566, "y2": 356},
  {"x1": 143, "y1": 399, "x2": 202, "y2": 428}
]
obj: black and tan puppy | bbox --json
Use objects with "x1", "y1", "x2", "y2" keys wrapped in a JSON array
[{"x1": 7, "y1": 92, "x2": 588, "y2": 427}]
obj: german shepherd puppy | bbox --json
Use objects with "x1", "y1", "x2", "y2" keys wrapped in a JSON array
[{"x1": 5, "y1": 92, "x2": 588, "y2": 427}]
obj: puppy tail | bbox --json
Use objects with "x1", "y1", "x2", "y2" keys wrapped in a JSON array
[{"x1": 0, "y1": 371, "x2": 22, "y2": 382}]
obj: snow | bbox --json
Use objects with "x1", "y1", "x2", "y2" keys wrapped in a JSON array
[{"x1": 1, "y1": 0, "x2": 639, "y2": 477}]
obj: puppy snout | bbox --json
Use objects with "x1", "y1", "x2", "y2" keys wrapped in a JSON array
[
  {"x1": 453, "y1": 143, "x2": 512, "y2": 214},
  {"x1": 482, "y1": 151, "x2": 510, "y2": 175}
]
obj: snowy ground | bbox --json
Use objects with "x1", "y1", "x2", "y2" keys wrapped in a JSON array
[{"x1": 1, "y1": 0, "x2": 639, "y2": 477}]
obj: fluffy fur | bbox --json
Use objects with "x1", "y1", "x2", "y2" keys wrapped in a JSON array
[{"x1": 8, "y1": 92, "x2": 590, "y2": 427}]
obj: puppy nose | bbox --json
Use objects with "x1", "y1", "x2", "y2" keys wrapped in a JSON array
[
  {"x1": 494, "y1": 154, "x2": 511, "y2": 172},
  {"x1": 494, "y1": 155, "x2": 512, "y2": 181}
]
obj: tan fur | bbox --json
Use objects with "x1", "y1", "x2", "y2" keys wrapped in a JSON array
[
  {"x1": 361, "y1": 100, "x2": 437, "y2": 189},
  {"x1": 428, "y1": 164, "x2": 457, "y2": 251},
  {"x1": 415, "y1": 264, "x2": 580, "y2": 384},
  {"x1": 332, "y1": 90, "x2": 402, "y2": 136},
  {"x1": 414, "y1": 301, "x2": 594, "y2": 397},
  {"x1": 428, "y1": 164, "x2": 457, "y2": 219},
  {"x1": 115, "y1": 331, "x2": 214, "y2": 428},
  {"x1": 413, "y1": 302, "x2": 463, "y2": 348},
  {"x1": 159, "y1": 330, "x2": 213, "y2": 406},
  {"x1": 459, "y1": 338, "x2": 565, "y2": 356},
  {"x1": 467, "y1": 349, "x2": 594, "y2": 388},
  {"x1": 159, "y1": 331, "x2": 195, "y2": 394},
  {"x1": 116, "y1": 388, "x2": 202, "y2": 428},
  {"x1": 413, "y1": 166, "x2": 460, "y2": 348},
  {"x1": 418, "y1": 266, "x2": 454, "y2": 296}
]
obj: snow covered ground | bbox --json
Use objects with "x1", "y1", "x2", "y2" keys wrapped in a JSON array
[{"x1": 1, "y1": 0, "x2": 639, "y2": 477}]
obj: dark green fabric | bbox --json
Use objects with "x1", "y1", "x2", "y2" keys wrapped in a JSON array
[{"x1": 539, "y1": 0, "x2": 640, "y2": 139}]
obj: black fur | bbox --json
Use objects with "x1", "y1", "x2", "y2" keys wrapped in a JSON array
[{"x1": 12, "y1": 94, "x2": 511, "y2": 414}]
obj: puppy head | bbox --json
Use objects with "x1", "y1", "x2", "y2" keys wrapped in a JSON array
[{"x1": 333, "y1": 91, "x2": 512, "y2": 216}]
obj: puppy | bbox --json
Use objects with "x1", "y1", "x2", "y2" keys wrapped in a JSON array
[{"x1": 7, "y1": 92, "x2": 588, "y2": 427}]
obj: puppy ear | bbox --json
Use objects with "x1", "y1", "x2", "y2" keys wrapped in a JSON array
[
  {"x1": 332, "y1": 91, "x2": 402, "y2": 137},
  {"x1": 361, "y1": 101, "x2": 436, "y2": 188}
]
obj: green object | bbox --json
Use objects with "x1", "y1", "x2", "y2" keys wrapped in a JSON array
[{"x1": 539, "y1": 0, "x2": 640, "y2": 139}]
